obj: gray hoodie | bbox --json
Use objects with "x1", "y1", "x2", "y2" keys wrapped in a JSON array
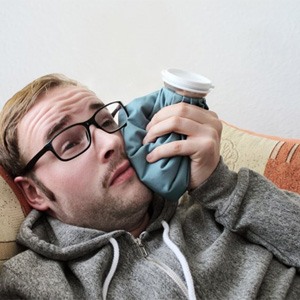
[{"x1": 1, "y1": 161, "x2": 300, "y2": 299}]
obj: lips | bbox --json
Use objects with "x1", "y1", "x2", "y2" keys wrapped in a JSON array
[{"x1": 109, "y1": 160, "x2": 134, "y2": 186}]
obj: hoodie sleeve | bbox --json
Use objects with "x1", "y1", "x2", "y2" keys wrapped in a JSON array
[
  {"x1": 190, "y1": 159, "x2": 300, "y2": 269},
  {"x1": 0, "y1": 266, "x2": 28, "y2": 299},
  {"x1": 0, "y1": 252, "x2": 76, "y2": 299}
]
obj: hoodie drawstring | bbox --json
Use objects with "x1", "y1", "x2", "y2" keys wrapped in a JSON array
[
  {"x1": 102, "y1": 238, "x2": 120, "y2": 300},
  {"x1": 162, "y1": 220, "x2": 197, "y2": 300},
  {"x1": 102, "y1": 224, "x2": 196, "y2": 300}
]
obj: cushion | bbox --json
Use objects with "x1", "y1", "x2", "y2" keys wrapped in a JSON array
[
  {"x1": 0, "y1": 166, "x2": 31, "y2": 270},
  {"x1": 221, "y1": 122, "x2": 300, "y2": 194}
]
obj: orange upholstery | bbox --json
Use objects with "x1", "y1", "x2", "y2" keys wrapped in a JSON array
[{"x1": 221, "y1": 122, "x2": 300, "y2": 194}]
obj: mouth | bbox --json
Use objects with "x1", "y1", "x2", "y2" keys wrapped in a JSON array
[{"x1": 109, "y1": 160, "x2": 135, "y2": 187}]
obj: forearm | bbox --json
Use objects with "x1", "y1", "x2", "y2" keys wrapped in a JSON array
[{"x1": 190, "y1": 159, "x2": 300, "y2": 268}]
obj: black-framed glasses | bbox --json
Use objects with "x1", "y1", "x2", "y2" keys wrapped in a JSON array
[{"x1": 21, "y1": 101, "x2": 129, "y2": 175}]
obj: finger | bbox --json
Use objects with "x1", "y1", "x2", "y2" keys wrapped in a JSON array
[
  {"x1": 144, "y1": 116, "x2": 222, "y2": 145},
  {"x1": 146, "y1": 102, "x2": 218, "y2": 130},
  {"x1": 146, "y1": 140, "x2": 192, "y2": 163},
  {"x1": 146, "y1": 129, "x2": 219, "y2": 163},
  {"x1": 144, "y1": 117, "x2": 201, "y2": 144}
]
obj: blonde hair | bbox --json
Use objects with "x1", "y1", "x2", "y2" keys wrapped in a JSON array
[{"x1": 0, "y1": 74, "x2": 80, "y2": 178}]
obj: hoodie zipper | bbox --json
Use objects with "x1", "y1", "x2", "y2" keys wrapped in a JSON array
[{"x1": 135, "y1": 236, "x2": 189, "y2": 299}]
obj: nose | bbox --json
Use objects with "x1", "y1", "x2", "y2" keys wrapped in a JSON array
[{"x1": 91, "y1": 126, "x2": 123, "y2": 163}]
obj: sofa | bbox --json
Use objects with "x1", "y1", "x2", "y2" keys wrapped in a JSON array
[{"x1": 0, "y1": 122, "x2": 299, "y2": 271}]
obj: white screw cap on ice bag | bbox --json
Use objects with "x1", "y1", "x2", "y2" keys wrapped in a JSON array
[{"x1": 161, "y1": 68, "x2": 214, "y2": 97}]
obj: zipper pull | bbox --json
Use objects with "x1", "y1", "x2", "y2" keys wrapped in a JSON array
[{"x1": 136, "y1": 237, "x2": 148, "y2": 258}]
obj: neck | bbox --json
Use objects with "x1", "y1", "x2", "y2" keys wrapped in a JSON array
[{"x1": 129, "y1": 212, "x2": 150, "y2": 238}]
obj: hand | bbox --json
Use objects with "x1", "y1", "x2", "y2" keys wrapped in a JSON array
[{"x1": 143, "y1": 102, "x2": 222, "y2": 190}]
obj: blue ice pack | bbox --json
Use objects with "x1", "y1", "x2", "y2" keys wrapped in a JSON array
[{"x1": 119, "y1": 87, "x2": 208, "y2": 201}]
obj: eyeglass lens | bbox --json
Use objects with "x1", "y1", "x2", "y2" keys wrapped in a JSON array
[{"x1": 51, "y1": 102, "x2": 126, "y2": 160}]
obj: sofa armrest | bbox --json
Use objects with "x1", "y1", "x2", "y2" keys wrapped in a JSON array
[{"x1": 221, "y1": 121, "x2": 300, "y2": 194}]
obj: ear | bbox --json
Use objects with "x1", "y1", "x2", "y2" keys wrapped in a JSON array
[{"x1": 14, "y1": 176, "x2": 49, "y2": 211}]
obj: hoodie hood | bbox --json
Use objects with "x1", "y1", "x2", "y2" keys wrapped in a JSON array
[
  {"x1": 16, "y1": 195, "x2": 178, "y2": 262},
  {"x1": 14, "y1": 195, "x2": 198, "y2": 300}
]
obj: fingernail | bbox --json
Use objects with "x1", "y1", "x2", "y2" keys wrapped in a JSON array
[{"x1": 146, "y1": 153, "x2": 153, "y2": 162}]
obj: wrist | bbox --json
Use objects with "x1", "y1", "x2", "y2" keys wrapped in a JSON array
[{"x1": 189, "y1": 158, "x2": 236, "y2": 203}]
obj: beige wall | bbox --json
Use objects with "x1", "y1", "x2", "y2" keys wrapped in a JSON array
[{"x1": 1, "y1": 0, "x2": 299, "y2": 138}]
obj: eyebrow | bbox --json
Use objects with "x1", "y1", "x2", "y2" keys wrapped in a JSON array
[
  {"x1": 45, "y1": 102, "x2": 104, "y2": 142},
  {"x1": 45, "y1": 115, "x2": 71, "y2": 142},
  {"x1": 89, "y1": 102, "x2": 105, "y2": 110}
]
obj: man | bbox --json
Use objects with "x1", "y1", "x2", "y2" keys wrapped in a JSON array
[{"x1": 0, "y1": 74, "x2": 299, "y2": 299}]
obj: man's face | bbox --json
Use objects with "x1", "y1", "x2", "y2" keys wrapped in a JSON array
[{"x1": 16, "y1": 85, "x2": 152, "y2": 232}]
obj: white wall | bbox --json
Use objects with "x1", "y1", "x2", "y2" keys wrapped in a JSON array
[{"x1": 1, "y1": 0, "x2": 299, "y2": 138}]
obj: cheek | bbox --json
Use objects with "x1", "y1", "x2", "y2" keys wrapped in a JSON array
[{"x1": 38, "y1": 158, "x2": 99, "y2": 194}]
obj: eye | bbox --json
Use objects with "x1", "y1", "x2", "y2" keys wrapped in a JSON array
[
  {"x1": 101, "y1": 116, "x2": 116, "y2": 129},
  {"x1": 53, "y1": 126, "x2": 88, "y2": 158},
  {"x1": 96, "y1": 111, "x2": 118, "y2": 131},
  {"x1": 58, "y1": 136, "x2": 84, "y2": 157},
  {"x1": 61, "y1": 140, "x2": 79, "y2": 152}
]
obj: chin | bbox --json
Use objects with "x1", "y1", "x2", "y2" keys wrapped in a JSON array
[{"x1": 128, "y1": 181, "x2": 153, "y2": 202}]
